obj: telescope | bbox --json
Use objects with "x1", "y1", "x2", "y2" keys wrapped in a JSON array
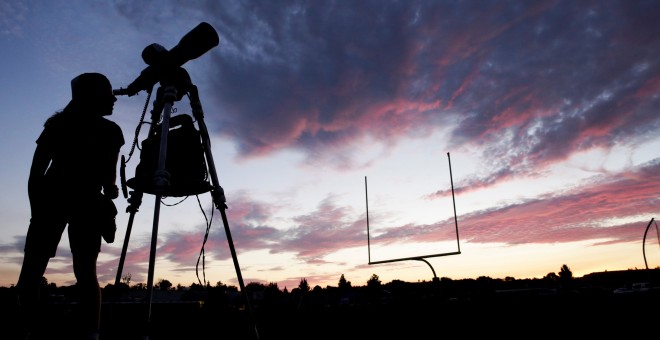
[
  {"x1": 114, "y1": 22, "x2": 219, "y2": 96},
  {"x1": 112, "y1": 21, "x2": 260, "y2": 339}
]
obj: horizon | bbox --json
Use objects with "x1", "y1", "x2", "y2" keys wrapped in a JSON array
[{"x1": 2, "y1": 265, "x2": 658, "y2": 290}]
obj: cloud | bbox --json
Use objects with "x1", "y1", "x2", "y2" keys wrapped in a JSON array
[
  {"x1": 6, "y1": 0, "x2": 651, "y2": 287},
  {"x1": 110, "y1": 1, "x2": 660, "y2": 185},
  {"x1": 3, "y1": 157, "x2": 656, "y2": 286},
  {"x1": 452, "y1": 159, "x2": 660, "y2": 245},
  {"x1": 101, "y1": 158, "x2": 658, "y2": 276}
]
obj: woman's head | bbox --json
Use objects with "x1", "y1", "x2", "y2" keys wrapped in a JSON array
[{"x1": 70, "y1": 72, "x2": 117, "y2": 116}]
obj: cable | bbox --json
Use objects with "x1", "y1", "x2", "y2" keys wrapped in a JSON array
[
  {"x1": 195, "y1": 194, "x2": 214, "y2": 286},
  {"x1": 124, "y1": 88, "x2": 153, "y2": 164}
]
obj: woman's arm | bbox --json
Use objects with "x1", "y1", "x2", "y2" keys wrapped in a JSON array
[
  {"x1": 28, "y1": 143, "x2": 52, "y2": 214},
  {"x1": 102, "y1": 150, "x2": 120, "y2": 199}
]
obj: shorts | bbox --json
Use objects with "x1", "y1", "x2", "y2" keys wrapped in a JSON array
[{"x1": 24, "y1": 198, "x2": 102, "y2": 258}]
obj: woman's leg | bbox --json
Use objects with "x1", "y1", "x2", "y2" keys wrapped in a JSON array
[
  {"x1": 16, "y1": 252, "x2": 51, "y2": 336},
  {"x1": 17, "y1": 214, "x2": 64, "y2": 337},
  {"x1": 68, "y1": 194, "x2": 105, "y2": 339},
  {"x1": 72, "y1": 250, "x2": 101, "y2": 337}
]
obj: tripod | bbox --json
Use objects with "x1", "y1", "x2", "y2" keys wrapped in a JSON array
[{"x1": 114, "y1": 67, "x2": 259, "y2": 339}]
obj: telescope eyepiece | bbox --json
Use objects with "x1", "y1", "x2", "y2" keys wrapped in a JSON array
[{"x1": 142, "y1": 43, "x2": 169, "y2": 66}]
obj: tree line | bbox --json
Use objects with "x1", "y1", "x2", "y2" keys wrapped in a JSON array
[{"x1": 3, "y1": 264, "x2": 659, "y2": 308}]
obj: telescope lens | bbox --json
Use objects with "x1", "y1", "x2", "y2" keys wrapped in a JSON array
[{"x1": 168, "y1": 22, "x2": 220, "y2": 66}]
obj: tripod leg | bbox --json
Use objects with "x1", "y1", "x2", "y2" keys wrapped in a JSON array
[
  {"x1": 141, "y1": 86, "x2": 176, "y2": 339},
  {"x1": 190, "y1": 85, "x2": 260, "y2": 339},
  {"x1": 142, "y1": 192, "x2": 164, "y2": 339},
  {"x1": 115, "y1": 190, "x2": 143, "y2": 286}
]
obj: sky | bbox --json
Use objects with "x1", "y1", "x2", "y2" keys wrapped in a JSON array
[{"x1": 1, "y1": 0, "x2": 659, "y2": 291}]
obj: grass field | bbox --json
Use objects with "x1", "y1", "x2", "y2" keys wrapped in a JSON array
[{"x1": 2, "y1": 287, "x2": 658, "y2": 339}]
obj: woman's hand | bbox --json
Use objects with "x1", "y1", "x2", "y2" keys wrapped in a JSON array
[{"x1": 103, "y1": 184, "x2": 119, "y2": 199}]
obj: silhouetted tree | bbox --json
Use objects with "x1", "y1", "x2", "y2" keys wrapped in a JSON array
[
  {"x1": 245, "y1": 282, "x2": 266, "y2": 304},
  {"x1": 121, "y1": 273, "x2": 132, "y2": 287},
  {"x1": 258, "y1": 282, "x2": 285, "y2": 310},
  {"x1": 559, "y1": 264, "x2": 574, "y2": 293},
  {"x1": 473, "y1": 276, "x2": 495, "y2": 299},
  {"x1": 367, "y1": 274, "x2": 381, "y2": 288},
  {"x1": 156, "y1": 279, "x2": 173, "y2": 291},
  {"x1": 264, "y1": 282, "x2": 282, "y2": 299},
  {"x1": 338, "y1": 274, "x2": 352, "y2": 290},
  {"x1": 295, "y1": 278, "x2": 311, "y2": 310},
  {"x1": 298, "y1": 278, "x2": 310, "y2": 293},
  {"x1": 543, "y1": 272, "x2": 559, "y2": 288},
  {"x1": 365, "y1": 274, "x2": 383, "y2": 303},
  {"x1": 246, "y1": 282, "x2": 266, "y2": 291},
  {"x1": 189, "y1": 282, "x2": 204, "y2": 291},
  {"x1": 41, "y1": 276, "x2": 49, "y2": 290},
  {"x1": 559, "y1": 264, "x2": 573, "y2": 281}
]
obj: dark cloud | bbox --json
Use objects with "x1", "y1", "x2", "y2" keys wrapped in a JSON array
[
  {"x1": 191, "y1": 0, "x2": 660, "y2": 179},
  {"x1": 112, "y1": 1, "x2": 660, "y2": 177}
]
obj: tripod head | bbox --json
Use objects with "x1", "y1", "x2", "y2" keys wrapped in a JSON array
[
  {"x1": 153, "y1": 66, "x2": 193, "y2": 103},
  {"x1": 114, "y1": 22, "x2": 219, "y2": 97}
]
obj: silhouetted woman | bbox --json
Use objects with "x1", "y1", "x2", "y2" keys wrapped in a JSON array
[{"x1": 16, "y1": 73, "x2": 124, "y2": 340}]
